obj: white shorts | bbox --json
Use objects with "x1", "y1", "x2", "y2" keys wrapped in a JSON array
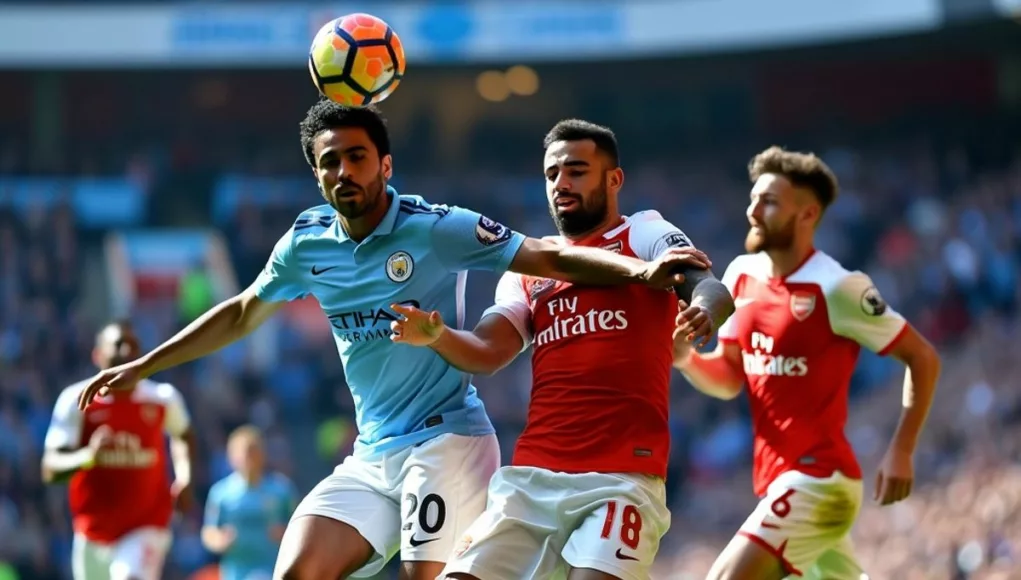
[
  {"x1": 737, "y1": 470, "x2": 864, "y2": 579},
  {"x1": 443, "y1": 466, "x2": 671, "y2": 580},
  {"x1": 290, "y1": 432, "x2": 499, "y2": 578},
  {"x1": 72, "y1": 527, "x2": 171, "y2": 580}
]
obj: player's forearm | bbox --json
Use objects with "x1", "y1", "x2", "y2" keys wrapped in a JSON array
[
  {"x1": 138, "y1": 294, "x2": 264, "y2": 378},
  {"x1": 674, "y1": 350, "x2": 744, "y2": 400},
  {"x1": 888, "y1": 347, "x2": 941, "y2": 454},
  {"x1": 170, "y1": 431, "x2": 196, "y2": 485},
  {"x1": 41, "y1": 448, "x2": 96, "y2": 483},
  {"x1": 511, "y1": 238, "x2": 645, "y2": 286},
  {"x1": 686, "y1": 275, "x2": 735, "y2": 330},
  {"x1": 430, "y1": 327, "x2": 514, "y2": 375}
]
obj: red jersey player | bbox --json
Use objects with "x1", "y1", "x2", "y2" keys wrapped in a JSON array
[
  {"x1": 42, "y1": 320, "x2": 197, "y2": 580},
  {"x1": 674, "y1": 146, "x2": 942, "y2": 580},
  {"x1": 388, "y1": 119, "x2": 734, "y2": 580}
]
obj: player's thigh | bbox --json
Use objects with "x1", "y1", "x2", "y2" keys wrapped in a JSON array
[
  {"x1": 706, "y1": 533, "x2": 786, "y2": 580},
  {"x1": 108, "y1": 527, "x2": 171, "y2": 580},
  {"x1": 804, "y1": 536, "x2": 866, "y2": 580},
  {"x1": 277, "y1": 459, "x2": 401, "y2": 579},
  {"x1": 561, "y1": 474, "x2": 671, "y2": 580},
  {"x1": 399, "y1": 433, "x2": 500, "y2": 568},
  {"x1": 72, "y1": 535, "x2": 111, "y2": 580},
  {"x1": 714, "y1": 471, "x2": 862, "y2": 580},
  {"x1": 441, "y1": 467, "x2": 562, "y2": 580}
]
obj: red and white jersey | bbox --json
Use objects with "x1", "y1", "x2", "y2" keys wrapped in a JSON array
[
  {"x1": 45, "y1": 379, "x2": 191, "y2": 543},
  {"x1": 487, "y1": 211, "x2": 691, "y2": 479},
  {"x1": 717, "y1": 250, "x2": 907, "y2": 496}
]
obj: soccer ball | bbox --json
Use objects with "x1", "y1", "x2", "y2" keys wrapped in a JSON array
[{"x1": 308, "y1": 13, "x2": 406, "y2": 107}]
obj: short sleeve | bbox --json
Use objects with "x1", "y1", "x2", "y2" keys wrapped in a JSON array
[
  {"x1": 716, "y1": 259, "x2": 743, "y2": 342},
  {"x1": 827, "y1": 271, "x2": 907, "y2": 355},
  {"x1": 430, "y1": 207, "x2": 526, "y2": 273},
  {"x1": 252, "y1": 228, "x2": 308, "y2": 303},
  {"x1": 159, "y1": 383, "x2": 192, "y2": 437},
  {"x1": 627, "y1": 212, "x2": 694, "y2": 261},
  {"x1": 203, "y1": 483, "x2": 224, "y2": 528},
  {"x1": 44, "y1": 387, "x2": 84, "y2": 450},
  {"x1": 481, "y1": 271, "x2": 532, "y2": 351}
]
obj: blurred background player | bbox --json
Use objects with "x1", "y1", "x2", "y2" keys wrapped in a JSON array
[
  {"x1": 42, "y1": 320, "x2": 196, "y2": 580},
  {"x1": 76, "y1": 101, "x2": 698, "y2": 580},
  {"x1": 674, "y1": 147, "x2": 942, "y2": 580},
  {"x1": 389, "y1": 120, "x2": 734, "y2": 580},
  {"x1": 202, "y1": 425, "x2": 297, "y2": 580}
]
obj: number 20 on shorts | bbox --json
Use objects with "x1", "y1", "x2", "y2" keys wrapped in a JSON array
[{"x1": 600, "y1": 501, "x2": 642, "y2": 550}]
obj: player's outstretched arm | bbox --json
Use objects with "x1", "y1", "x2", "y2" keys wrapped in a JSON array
[
  {"x1": 510, "y1": 238, "x2": 711, "y2": 289},
  {"x1": 673, "y1": 336, "x2": 745, "y2": 400},
  {"x1": 390, "y1": 304, "x2": 524, "y2": 375},
  {"x1": 77, "y1": 287, "x2": 284, "y2": 409}
]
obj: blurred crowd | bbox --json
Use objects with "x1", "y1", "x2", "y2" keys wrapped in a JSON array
[{"x1": 1, "y1": 123, "x2": 1020, "y2": 580}]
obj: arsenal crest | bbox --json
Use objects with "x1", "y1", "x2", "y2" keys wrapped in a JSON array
[{"x1": 789, "y1": 291, "x2": 816, "y2": 322}]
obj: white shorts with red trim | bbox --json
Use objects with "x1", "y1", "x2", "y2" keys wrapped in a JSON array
[{"x1": 737, "y1": 470, "x2": 865, "y2": 579}]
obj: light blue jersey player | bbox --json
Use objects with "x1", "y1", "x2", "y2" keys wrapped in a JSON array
[
  {"x1": 203, "y1": 426, "x2": 297, "y2": 580},
  {"x1": 78, "y1": 100, "x2": 700, "y2": 580}
]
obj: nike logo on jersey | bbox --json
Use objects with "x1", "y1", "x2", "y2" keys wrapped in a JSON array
[
  {"x1": 311, "y1": 265, "x2": 339, "y2": 275},
  {"x1": 409, "y1": 535, "x2": 440, "y2": 547},
  {"x1": 735, "y1": 297, "x2": 756, "y2": 308},
  {"x1": 614, "y1": 548, "x2": 639, "y2": 561}
]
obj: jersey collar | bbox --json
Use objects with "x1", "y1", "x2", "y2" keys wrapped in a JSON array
[{"x1": 336, "y1": 185, "x2": 400, "y2": 242}]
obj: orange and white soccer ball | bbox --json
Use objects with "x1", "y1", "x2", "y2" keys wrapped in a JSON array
[{"x1": 308, "y1": 13, "x2": 406, "y2": 107}]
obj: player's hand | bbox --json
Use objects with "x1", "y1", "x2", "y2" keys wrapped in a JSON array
[
  {"x1": 77, "y1": 361, "x2": 145, "y2": 411},
  {"x1": 640, "y1": 247, "x2": 712, "y2": 289},
  {"x1": 171, "y1": 479, "x2": 195, "y2": 513},
  {"x1": 873, "y1": 447, "x2": 914, "y2": 506},
  {"x1": 674, "y1": 299, "x2": 715, "y2": 349},
  {"x1": 389, "y1": 303, "x2": 446, "y2": 346}
]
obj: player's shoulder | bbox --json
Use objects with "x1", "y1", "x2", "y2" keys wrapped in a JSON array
[
  {"x1": 292, "y1": 204, "x2": 337, "y2": 234},
  {"x1": 722, "y1": 252, "x2": 771, "y2": 283},
  {"x1": 208, "y1": 472, "x2": 240, "y2": 498},
  {"x1": 266, "y1": 471, "x2": 296, "y2": 492},
  {"x1": 786, "y1": 251, "x2": 862, "y2": 296},
  {"x1": 395, "y1": 194, "x2": 452, "y2": 217},
  {"x1": 133, "y1": 379, "x2": 185, "y2": 406},
  {"x1": 53, "y1": 379, "x2": 90, "y2": 412}
]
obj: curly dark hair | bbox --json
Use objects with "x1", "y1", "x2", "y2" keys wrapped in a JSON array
[{"x1": 299, "y1": 98, "x2": 391, "y2": 167}]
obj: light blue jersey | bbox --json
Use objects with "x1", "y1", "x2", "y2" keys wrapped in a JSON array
[
  {"x1": 204, "y1": 472, "x2": 297, "y2": 580},
  {"x1": 253, "y1": 187, "x2": 525, "y2": 456}
]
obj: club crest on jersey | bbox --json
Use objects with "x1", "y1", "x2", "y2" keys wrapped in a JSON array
[
  {"x1": 528, "y1": 278, "x2": 557, "y2": 301},
  {"x1": 789, "y1": 291, "x2": 816, "y2": 321},
  {"x1": 386, "y1": 251, "x2": 414, "y2": 283},
  {"x1": 601, "y1": 240, "x2": 623, "y2": 254},
  {"x1": 475, "y1": 215, "x2": 511, "y2": 246},
  {"x1": 860, "y1": 286, "x2": 887, "y2": 316}
]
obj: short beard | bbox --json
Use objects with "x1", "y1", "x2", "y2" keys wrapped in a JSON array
[
  {"x1": 745, "y1": 217, "x2": 796, "y2": 253},
  {"x1": 549, "y1": 179, "x2": 609, "y2": 238},
  {"x1": 327, "y1": 173, "x2": 386, "y2": 219}
]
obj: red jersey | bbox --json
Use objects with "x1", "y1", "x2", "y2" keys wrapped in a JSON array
[
  {"x1": 717, "y1": 250, "x2": 908, "y2": 496},
  {"x1": 487, "y1": 211, "x2": 691, "y2": 478},
  {"x1": 45, "y1": 379, "x2": 191, "y2": 543}
]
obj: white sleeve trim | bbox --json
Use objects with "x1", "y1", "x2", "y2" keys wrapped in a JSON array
[
  {"x1": 826, "y1": 271, "x2": 907, "y2": 354},
  {"x1": 483, "y1": 271, "x2": 532, "y2": 352},
  {"x1": 45, "y1": 385, "x2": 85, "y2": 450},
  {"x1": 627, "y1": 213, "x2": 693, "y2": 262}
]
